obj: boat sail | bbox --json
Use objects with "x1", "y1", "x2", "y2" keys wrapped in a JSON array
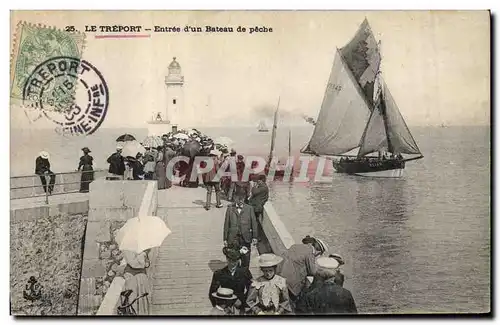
[
  {"x1": 265, "y1": 97, "x2": 287, "y2": 178},
  {"x1": 258, "y1": 120, "x2": 269, "y2": 132},
  {"x1": 301, "y1": 19, "x2": 423, "y2": 178}
]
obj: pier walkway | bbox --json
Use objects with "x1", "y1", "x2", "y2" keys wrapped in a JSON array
[{"x1": 153, "y1": 186, "x2": 261, "y2": 315}]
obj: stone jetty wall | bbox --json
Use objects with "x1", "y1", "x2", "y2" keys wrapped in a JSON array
[
  {"x1": 259, "y1": 202, "x2": 296, "y2": 255},
  {"x1": 78, "y1": 180, "x2": 158, "y2": 315}
]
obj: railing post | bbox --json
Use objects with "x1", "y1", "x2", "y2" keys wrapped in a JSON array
[{"x1": 45, "y1": 175, "x2": 49, "y2": 205}]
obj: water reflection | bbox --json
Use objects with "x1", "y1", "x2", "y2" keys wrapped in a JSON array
[{"x1": 351, "y1": 178, "x2": 414, "y2": 313}]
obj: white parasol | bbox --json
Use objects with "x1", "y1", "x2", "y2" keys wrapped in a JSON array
[
  {"x1": 214, "y1": 136, "x2": 234, "y2": 146},
  {"x1": 115, "y1": 215, "x2": 172, "y2": 254},
  {"x1": 172, "y1": 133, "x2": 190, "y2": 140},
  {"x1": 142, "y1": 136, "x2": 163, "y2": 149},
  {"x1": 122, "y1": 140, "x2": 146, "y2": 158}
]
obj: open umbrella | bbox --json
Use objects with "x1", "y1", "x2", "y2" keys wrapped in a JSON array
[
  {"x1": 181, "y1": 140, "x2": 201, "y2": 158},
  {"x1": 116, "y1": 134, "x2": 136, "y2": 142},
  {"x1": 173, "y1": 133, "x2": 190, "y2": 140},
  {"x1": 142, "y1": 136, "x2": 163, "y2": 149},
  {"x1": 116, "y1": 216, "x2": 172, "y2": 254},
  {"x1": 214, "y1": 136, "x2": 234, "y2": 146},
  {"x1": 122, "y1": 140, "x2": 146, "y2": 158}
]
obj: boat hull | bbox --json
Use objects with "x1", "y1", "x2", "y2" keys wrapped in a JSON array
[{"x1": 332, "y1": 159, "x2": 406, "y2": 178}]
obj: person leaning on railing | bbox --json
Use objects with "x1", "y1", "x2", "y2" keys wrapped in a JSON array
[{"x1": 35, "y1": 151, "x2": 56, "y2": 195}]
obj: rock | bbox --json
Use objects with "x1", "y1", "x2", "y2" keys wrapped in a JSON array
[
  {"x1": 111, "y1": 249, "x2": 119, "y2": 257},
  {"x1": 103, "y1": 281, "x2": 110, "y2": 288},
  {"x1": 109, "y1": 244, "x2": 116, "y2": 250},
  {"x1": 107, "y1": 270, "x2": 115, "y2": 277},
  {"x1": 102, "y1": 285, "x2": 108, "y2": 295},
  {"x1": 115, "y1": 264, "x2": 126, "y2": 276},
  {"x1": 101, "y1": 250, "x2": 111, "y2": 259},
  {"x1": 110, "y1": 263, "x2": 119, "y2": 272}
]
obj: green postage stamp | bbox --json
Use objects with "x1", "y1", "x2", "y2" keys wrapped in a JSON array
[{"x1": 10, "y1": 22, "x2": 86, "y2": 101}]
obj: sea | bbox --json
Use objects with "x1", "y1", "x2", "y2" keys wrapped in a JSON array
[{"x1": 10, "y1": 125, "x2": 491, "y2": 313}]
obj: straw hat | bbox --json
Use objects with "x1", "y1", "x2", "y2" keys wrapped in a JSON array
[
  {"x1": 316, "y1": 256, "x2": 340, "y2": 270},
  {"x1": 258, "y1": 254, "x2": 283, "y2": 268},
  {"x1": 211, "y1": 287, "x2": 237, "y2": 300},
  {"x1": 39, "y1": 151, "x2": 49, "y2": 159},
  {"x1": 315, "y1": 238, "x2": 329, "y2": 255}
]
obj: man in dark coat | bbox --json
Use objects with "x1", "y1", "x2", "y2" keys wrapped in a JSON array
[
  {"x1": 223, "y1": 196, "x2": 258, "y2": 268},
  {"x1": 247, "y1": 174, "x2": 269, "y2": 222},
  {"x1": 209, "y1": 247, "x2": 253, "y2": 315},
  {"x1": 35, "y1": 151, "x2": 56, "y2": 195},
  {"x1": 107, "y1": 145, "x2": 126, "y2": 179},
  {"x1": 295, "y1": 257, "x2": 357, "y2": 314}
]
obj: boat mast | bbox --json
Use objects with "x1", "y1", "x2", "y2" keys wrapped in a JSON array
[{"x1": 268, "y1": 97, "x2": 280, "y2": 165}]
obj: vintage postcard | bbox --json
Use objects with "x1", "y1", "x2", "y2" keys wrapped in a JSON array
[{"x1": 9, "y1": 10, "x2": 490, "y2": 316}]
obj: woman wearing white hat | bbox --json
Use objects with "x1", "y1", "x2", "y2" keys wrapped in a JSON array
[
  {"x1": 35, "y1": 151, "x2": 56, "y2": 195},
  {"x1": 246, "y1": 254, "x2": 292, "y2": 315}
]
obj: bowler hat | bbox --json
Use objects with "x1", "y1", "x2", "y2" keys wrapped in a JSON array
[{"x1": 222, "y1": 247, "x2": 241, "y2": 261}]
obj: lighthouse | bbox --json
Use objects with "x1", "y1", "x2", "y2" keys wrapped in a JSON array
[{"x1": 147, "y1": 57, "x2": 185, "y2": 136}]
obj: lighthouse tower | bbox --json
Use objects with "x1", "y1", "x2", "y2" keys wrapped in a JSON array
[{"x1": 147, "y1": 57, "x2": 185, "y2": 136}]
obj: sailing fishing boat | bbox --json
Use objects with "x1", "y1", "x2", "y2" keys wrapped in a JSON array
[
  {"x1": 301, "y1": 19, "x2": 423, "y2": 178},
  {"x1": 258, "y1": 120, "x2": 269, "y2": 132}
]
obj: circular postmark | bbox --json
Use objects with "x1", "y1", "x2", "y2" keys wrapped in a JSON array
[{"x1": 22, "y1": 56, "x2": 109, "y2": 136}]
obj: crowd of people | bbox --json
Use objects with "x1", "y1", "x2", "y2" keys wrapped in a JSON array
[
  {"x1": 209, "y1": 233, "x2": 357, "y2": 315},
  {"x1": 32, "y1": 129, "x2": 357, "y2": 316}
]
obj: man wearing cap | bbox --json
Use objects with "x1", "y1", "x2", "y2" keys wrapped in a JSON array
[
  {"x1": 35, "y1": 151, "x2": 56, "y2": 195},
  {"x1": 209, "y1": 247, "x2": 253, "y2": 315},
  {"x1": 223, "y1": 196, "x2": 258, "y2": 269},
  {"x1": 107, "y1": 145, "x2": 126, "y2": 180},
  {"x1": 295, "y1": 256, "x2": 357, "y2": 314},
  {"x1": 277, "y1": 235, "x2": 325, "y2": 309}
]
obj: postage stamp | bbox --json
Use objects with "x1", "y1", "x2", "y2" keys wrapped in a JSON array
[
  {"x1": 22, "y1": 56, "x2": 109, "y2": 136},
  {"x1": 10, "y1": 22, "x2": 86, "y2": 101}
]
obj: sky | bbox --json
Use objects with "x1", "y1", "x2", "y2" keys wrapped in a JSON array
[{"x1": 10, "y1": 10, "x2": 490, "y2": 129}]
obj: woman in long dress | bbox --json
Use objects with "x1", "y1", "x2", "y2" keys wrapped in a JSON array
[
  {"x1": 78, "y1": 147, "x2": 94, "y2": 193},
  {"x1": 154, "y1": 149, "x2": 167, "y2": 190},
  {"x1": 121, "y1": 250, "x2": 152, "y2": 315}
]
